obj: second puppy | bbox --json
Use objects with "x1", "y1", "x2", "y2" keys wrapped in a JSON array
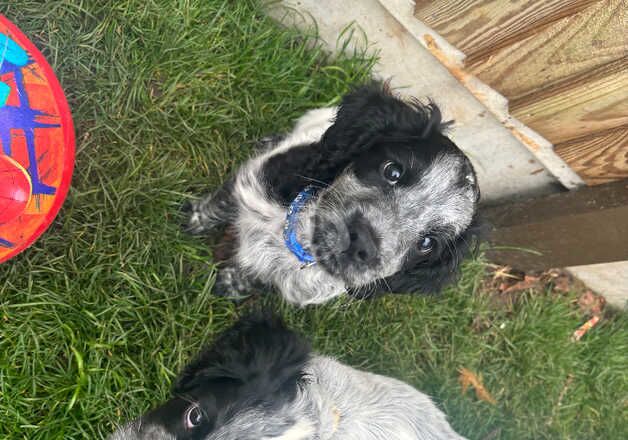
[
  {"x1": 185, "y1": 83, "x2": 481, "y2": 305},
  {"x1": 109, "y1": 315, "x2": 467, "y2": 440}
]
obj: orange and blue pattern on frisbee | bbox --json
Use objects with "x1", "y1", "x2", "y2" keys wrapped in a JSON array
[{"x1": 0, "y1": 14, "x2": 75, "y2": 263}]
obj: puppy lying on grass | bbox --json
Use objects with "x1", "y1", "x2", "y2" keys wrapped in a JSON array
[
  {"x1": 184, "y1": 83, "x2": 481, "y2": 305},
  {"x1": 109, "y1": 314, "x2": 467, "y2": 440}
]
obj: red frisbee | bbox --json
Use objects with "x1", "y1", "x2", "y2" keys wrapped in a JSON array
[{"x1": 0, "y1": 15, "x2": 75, "y2": 263}]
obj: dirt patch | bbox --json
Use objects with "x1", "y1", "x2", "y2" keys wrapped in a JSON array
[{"x1": 480, "y1": 265, "x2": 606, "y2": 317}]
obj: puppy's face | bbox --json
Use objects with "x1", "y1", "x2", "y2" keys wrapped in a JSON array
[
  {"x1": 110, "y1": 394, "x2": 311, "y2": 440},
  {"x1": 109, "y1": 317, "x2": 313, "y2": 440},
  {"x1": 309, "y1": 86, "x2": 480, "y2": 295}
]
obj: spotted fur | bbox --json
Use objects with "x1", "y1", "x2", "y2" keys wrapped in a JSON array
[
  {"x1": 184, "y1": 83, "x2": 481, "y2": 305},
  {"x1": 109, "y1": 315, "x2": 467, "y2": 440}
]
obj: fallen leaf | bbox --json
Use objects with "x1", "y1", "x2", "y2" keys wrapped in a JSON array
[
  {"x1": 577, "y1": 290, "x2": 606, "y2": 316},
  {"x1": 571, "y1": 315, "x2": 601, "y2": 342},
  {"x1": 501, "y1": 274, "x2": 540, "y2": 293},
  {"x1": 490, "y1": 265, "x2": 518, "y2": 281},
  {"x1": 458, "y1": 367, "x2": 497, "y2": 404},
  {"x1": 544, "y1": 268, "x2": 572, "y2": 293}
]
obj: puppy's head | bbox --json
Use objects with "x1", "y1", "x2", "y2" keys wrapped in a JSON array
[
  {"x1": 310, "y1": 83, "x2": 481, "y2": 296},
  {"x1": 109, "y1": 315, "x2": 313, "y2": 440}
]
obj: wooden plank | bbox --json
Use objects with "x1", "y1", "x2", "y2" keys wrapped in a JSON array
[
  {"x1": 413, "y1": 0, "x2": 597, "y2": 62},
  {"x1": 467, "y1": 0, "x2": 627, "y2": 101},
  {"x1": 554, "y1": 126, "x2": 628, "y2": 185},
  {"x1": 485, "y1": 180, "x2": 628, "y2": 270},
  {"x1": 510, "y1": 60, "x2": 628, "y2": 144}
]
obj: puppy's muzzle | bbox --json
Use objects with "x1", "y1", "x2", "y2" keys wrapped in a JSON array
[{"x1": 345, "y1": 214, "x2": 379, "y2": 264}]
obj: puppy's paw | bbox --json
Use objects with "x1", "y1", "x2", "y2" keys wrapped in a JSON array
[
  {"x1": 213, "y1": 267, "x2": 254, "y2": 301},
  {"x1": 181, "y1": 199, "x2": 208, "y2": 234}
]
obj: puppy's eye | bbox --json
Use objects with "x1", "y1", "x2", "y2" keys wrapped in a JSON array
[
  {"x1": 381, "y1": 161, "x2": 403, "y2": 184},
  {"x1": 184, "y1": 404, "x2": 204, "y2": 430},
  {"x1": 418, "y1": 236, "x2": 435, "y2": 254}
]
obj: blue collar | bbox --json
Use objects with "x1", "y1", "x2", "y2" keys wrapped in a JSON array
[{"x1": 283, "y1": 186, "x2": 317, "y2": 266}]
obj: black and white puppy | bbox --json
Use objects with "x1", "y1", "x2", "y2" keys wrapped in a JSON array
[
  {"x1": 185, "y1": 83, "x2": 481, "y2": 305},
  {"x1": 109, "y1": 315, "x2": 467, "y2": 440}
]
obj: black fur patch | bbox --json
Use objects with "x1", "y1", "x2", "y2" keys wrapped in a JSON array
[
  {"x1": 141, "y1": 314, "x2": 311, "y2": 438},
  {"x1": 261, "y1": 82, "x2": 454, "y2": 204}
]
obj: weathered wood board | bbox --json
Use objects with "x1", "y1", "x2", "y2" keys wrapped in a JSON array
[
  {"x1": 466, "y1": 0, "x2": 627, "y2": 101},
  {"x1": 554, "y1": 126, "x2": 628, "y2": 185},
  {"x1": 511, "y1": 62, "x2": 628, "y2": 144},
  {"x1": 414, "y1": 0, "x2": 598, "y2": 63},
  {"x1": 485, "y1": 180, "x2": 628, "y2": 270},
  {"x1": 414, "y1": 0, "x2": 628, "y2": 184}
]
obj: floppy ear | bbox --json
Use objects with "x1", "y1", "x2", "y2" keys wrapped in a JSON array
[
  {"x1": 174, "y1": 313, "x2": 311, "y2": 400},
  {"x1": 319, "y1": 81, "x2": 446, "y2": 162},
  {"x1": 262, "y1": 82, "x2": 446, "y2": 203},
  {"x1": 261, "y1": 82, "x2": 397, "y2": 202},
  {"x1": 318, "y1": 82, "x2": 397, "y2": 160}
]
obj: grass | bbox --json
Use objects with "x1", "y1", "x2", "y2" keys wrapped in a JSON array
[{"x1": 0, "y1": 1, "x2": 626, "y2": 438}]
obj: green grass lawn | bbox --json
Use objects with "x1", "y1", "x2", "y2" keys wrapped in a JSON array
[{"x1": 1, "y1": 1, "x2": 626, "y2": 439}]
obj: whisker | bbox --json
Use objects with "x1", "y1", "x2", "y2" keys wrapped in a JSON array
[
  {"x1": 381, "y1": 276, "x2": 392, "y2": 293},
  {"x1": 295, "y1": 174, "x2": 330, "y2": 187}
]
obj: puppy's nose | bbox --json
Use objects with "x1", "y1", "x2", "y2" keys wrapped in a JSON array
[{"x1": 347, "y1": 217, "x2": 378, "y2": 263}]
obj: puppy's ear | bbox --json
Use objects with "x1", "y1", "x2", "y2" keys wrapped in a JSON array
[
  {"x1": 174, "y1": 313, "x2": 310, "y2": 399},
  {"x1": 319, "y1": 82, "x2": 397, "y2": 161},
  {"x1": 262, "y1": 82, "x2": 399, "y2": 202},
  {"x1": 320, "y1": 82, "x2": 444, "y2": 161},
  {"x1": 381, "y1": 217, "x2": 486, "y2": 295},
  {"x1": 261, "y1": 82, "x2": 446, "y2": 203}
]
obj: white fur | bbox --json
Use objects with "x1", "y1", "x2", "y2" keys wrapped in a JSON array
[
  {"x1": 302, "y1": 356, "x2": 467, "y2": 440},
  {"x1": 267, "y1": 420, "x2": 316, "y2": 440},
  {"x1": 232, "y1": 108, "x2": 347, "y2": 305},
  {"x1": 109, "y1": 355, "x2": 467, "y2": 440}
]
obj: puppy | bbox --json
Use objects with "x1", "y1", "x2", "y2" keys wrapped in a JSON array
[
  {"x1": 184, "y1": 83, "x2": 481, "y2": 305},
  {"x1": 109, "y1": 315, "x2": 467, "y2": 440}
]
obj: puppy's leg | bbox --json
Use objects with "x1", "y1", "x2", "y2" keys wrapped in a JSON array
[
  {"x1": 213, "y1": 265, "x2": 259, "y2": 300},
  {"x1": 183, "y1": 178, "x2": 235, "y2": 234}
]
